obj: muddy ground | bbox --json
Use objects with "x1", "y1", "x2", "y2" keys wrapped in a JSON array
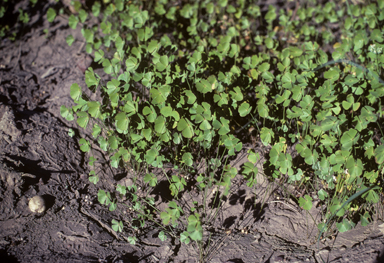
[{"x1": 1, "y1": 1, "x2": 384, "y2": 262}]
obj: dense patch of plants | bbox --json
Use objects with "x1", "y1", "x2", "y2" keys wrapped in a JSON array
[
  {"x1": 48, "y1": 0, "x2": 384, "y2": 261},
  {"x1": 0, "y1": 0, "x2": 47, "y2": 40}
]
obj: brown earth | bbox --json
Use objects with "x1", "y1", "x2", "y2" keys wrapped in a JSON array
[{"x1": 1, "y1": 1, "x2": 384, "y2": 262}]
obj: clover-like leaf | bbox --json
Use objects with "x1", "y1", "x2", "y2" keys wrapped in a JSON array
[
  {"x1": 85, "y1": 68, "x2": 99, "y2": 87},
  {"x1": 238, "y1": 102, "x2": 252, "y2": 117},
  {"x1": 298, "y1": 195, "x2": 313, "y2": 210},
  {"x1": 182, "y1": 152, "x2": 193, "y2": 167},
  {"x1": 47, "y1": 8, "x2": 56, "y2": 22},
  {"x1": 66, "y1": 35, "x2": 75, "y2": 46},
  {"x1": 125, "y1": 56, "x2": 138, "y2": 72},
  {"x1": 98, "y1": 190, "x2": 110, "y2": 205},
  {"x1": 155, "y1": 116, "x2": 166, "y2": 134},
  {"x1": 144, "y1": 173, "x2": 157, "y2": 187},
  {"x1": 143, "y1": 105, "x2": 157, "y2": 123},
  {"x1": 156, "y1": 55, "x2": 169, "y2": 71},
  {"x1": 115, "y1": 112, "x2": 129, "y2": 133},
  {"x1": 177, "y1": 118, "x2": 194, "y2": 138},
  {"x1": 70, "y1": 83, "x2": 82, "y2": 101},
  {"x1": 87, "y1": 101, "x2": 101, "y2": 118},
  {"x1": 108, "y1": 135, "x2": 120, "y2": 150},
  {"x1": 111, "y1": 219, "x2": 123, "y2": 232},
  {"x1": 340, "y1": 129, "x2": 359, "y2": 151},
  {"x1": 288, "y1": 46, "x2": 303, "y2": 57},
  {"x1": 196, "y1": 79, "x2": 212, "y2": 94},
  {"x1": 60, "y1": 105, "x2": 74, "y2": 121},
  {"x1": 79, "y1": 138, "x2": 90, "y2": 152},
  {"x1": 336, "y1": 219, "x2": 355, "y2": 233},
  {"x1": 212, "y1": 117, "x2": 230, "y2": 135},
  {"x1": 76, "y1": 111, "x2": 89, "y2": 129}
]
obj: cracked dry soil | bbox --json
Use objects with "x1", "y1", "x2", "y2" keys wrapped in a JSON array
[{"x1": 1, "y1": 1, "x2": 384, "y2": 263}]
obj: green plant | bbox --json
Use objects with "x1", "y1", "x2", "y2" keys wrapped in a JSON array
[
  {"x1": 0, "y1": 0, "x2": 38, "y2": 40},
  {"x1": 53, "y1": 0, "x2": 384, "y2": 261}
]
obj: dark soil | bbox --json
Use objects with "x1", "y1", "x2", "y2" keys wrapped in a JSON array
[{"x1": 1, "y1": 1, "x2": 384, "y2": 262}]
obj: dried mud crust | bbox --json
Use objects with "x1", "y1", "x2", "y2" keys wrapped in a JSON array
[{"x1": 1, "y1": 2, "x2": 384, "y2": 263}]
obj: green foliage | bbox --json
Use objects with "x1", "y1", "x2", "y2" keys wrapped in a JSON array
[{"x1": 54, "y1": 0, "x2": 384, "y2": 261}]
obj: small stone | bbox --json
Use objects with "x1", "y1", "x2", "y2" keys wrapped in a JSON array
[{"x1": 28, "y1": 196, "x2": 46, "y2": 213}]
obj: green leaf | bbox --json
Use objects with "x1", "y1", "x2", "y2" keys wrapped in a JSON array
[
  {"x1": 177, "y1": 118, "x2": 194, "y2": 138},
  {"x1": 265, "y1": 5, "x2": 276, "y2": 23},
  {"x1": 187, "y1": 214, "x2": 203, "y2": 241},
  {"x1": 346, "y1": 157, "x2": 363, "y2": 178},
  {"x1": 46, "y1": 8, "x2": 56, "y2": 22},
  {"x1": 144, "y1": 173, "x2": 157, "y2": 187},
  {"x1": 111, "y1": 219, "x2": 123, "y2": 232},
  {"x1": 66, "y1": 35, "x2": 75, "y2": 46},
  {"x1": 336, "y1": 219, "x2": 355, "y2": 233},
  {"x1": 214, "y1": 93, "x2": 229, "y2": 106},
  {"x1": 262, "y1": 71, "x2": 274, "y2": 82},
  {"x1": 375, "y1": 145, "x2": 384, "y2": 164},
  {"x1": 108, "y1": 135, "x2": 119, "y2": 150},
  {"x1": 103, "y1": 59, "x2": 113, "y2": 74},
  {"x1": 321, "y1": 116, "x2": 338, "y2": 132},
  {"x1": 363, "y1": 189, "x2": 379, "y2": 203},
  {"x1": 70, "y1": 83, "x2": 82, "y2": 101},
  {"x1": 68, "y1": 14, "x2": 79, "y2": 29},
  {"x1": 160, "y1": 211, "x2": 171, "y2": 225},
  {"x1": 89, "y1": 174, "x2": 99, "y2": 184},
  {"x1": 332, "y1": 50, "x2": 344, "y2": 61},
  {"x1": 188, "y1": 224, "x2": 203, "y2": 241},
  {"x1": 127, "y1": 236, "x2": 137, "y2": 245},
  {"x1": 145, "y1": 148, "x2": 158, "y2": 166},
  {"x1": 85, "y1": 68, "x2": 99, "y2": 87},
  {"x1": 160, "y1": 106, "x2": 173, "y2": 117},
  {"x1": 150, "y1": 85, "x2": 170, "y2": 104},
  {"x1": 96, "y1": 136, "x2": 107, "y2": 151},
  {"x1": 180, "y1": 232, "x2": 190, "y2": 244},
  {"x1": 298, "y1": 195, "x2": 313, "y2": 210},
  {"x1": 212, "y1": 117, "x2": 230, "y2": 135},
  {"x1": 158, "y1": 231, "x2": 167, "y2": 242},
  {"x1": 238, "y1": 102, "x2": 251, "y2": 116},
  {"x1": 125, "y1": 56, "x2": 138, "y2": 72},
  {"x1": 115, "y1": 112, "x2": 129, "y2": 132},
  {"x1": 123, "y1": 101, "x2": 137, "y2": 115},
  {"x1": 82, "y1": 29, "x2": 94, "y2": 43},
  {"x1": 143, "y1": 106, "x2": 157, "y2": 123},
  {"x1": 324, "y1": 69, "x2": 340, "y2": 81},
  {"x1": 242, "y1": 162, "x2": 258, "y2": 187},
  {"x1": 371, "y1": 29, "x2": 383, "y2": 43},
  {"x1": 260, "y1": 127, "x2": 274, "y2": 146},
  {"x1": 87, "y1": 101, "x2": 101, "y2": 118},
  {"x1": 257, "y1": 102, "x2": 269, "y2": 118},
  {"x1": 288, "y1": 47, "x2": 303, "y2": 57},
  {"x1": 230, "y1": 86, "x2": 243, "y2": 101},
  {"x1": 116, "y1": 184, "x2": 127, "y2": 195},
  {"x1": 318, "y1": 189, "x2": 328, "y2": 201},
  {"x1": 182, "y1": 152, "x2": 193, "y2": 167},
  {"x1": 78, "y1": 9, "x2": 88, "y2": 23},
  {"x1": 76, "y1": 111, "x2": 89, "y2": 129},
  {"x1": 196, "y1": 79, "x2": 212, "y2": 94},
  {"x1": 258, "y1": 62, "x2": 270, "y2": 72},
  {"x1": 184, "y1": 90, "x2": 196, "y2": 104},
  {"x1": 155, "y1": 116, "x2": 166, "y2": 134},
  {"x1": 170, "y1": 175, "x2": 186, "y2": 196},
  {"x1": 340, "y1": 129, "x2": 359, "y2": 151},
  {"x1": 98, "y1": 190, "x2": 110, "y2": 205},
  {"x1": 60, "y1": 105, "x2": 74, "y2": 121},
  {"x1": 156, "y1": 55, "x2": 169, "y2": 71},
  {"x1": 79, "y1": 138, "x2": 90, "y2": 152}
]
